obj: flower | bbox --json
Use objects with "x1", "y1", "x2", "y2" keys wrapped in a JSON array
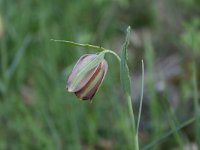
[{"x1": 67, "y1": 54, "x2": 108, "y2": 100}]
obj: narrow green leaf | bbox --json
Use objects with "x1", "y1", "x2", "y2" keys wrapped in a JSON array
[
  {"x1": 120, "y1": 26, "x2": 139, "y2": 150},
  {"x1": 51, "y1": 39, "x2": 121, "y2": 62},
  {"x1": 136, "y1": 60, "x2": 144, "y2": 134},
  {"x1": 51, "y1": 39, "x2": 105, "y2": 52},
  {"x1": 120, "y1": 26, "x2": 131, "y2": 96}
]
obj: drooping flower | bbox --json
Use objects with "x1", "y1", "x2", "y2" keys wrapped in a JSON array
[{"x1": 67, "y1": 54, "x2": 108, "y2": 100}]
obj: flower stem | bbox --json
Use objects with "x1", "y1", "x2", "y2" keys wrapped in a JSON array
[
  {"x1": 127, "y1": 94, "x2": 139, "y2": 150},
  {"x1": 104, "y1": 50, "x2": 121, "y2": 62}
]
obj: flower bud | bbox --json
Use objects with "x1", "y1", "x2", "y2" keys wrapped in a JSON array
[{"x1": 67, "y1": 54, "x2": 108, "y2": 100}]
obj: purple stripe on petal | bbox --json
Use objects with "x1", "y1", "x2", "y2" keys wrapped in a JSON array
[
  {"x1": 75, "y1": 59, "x2": 108, "y2": 100},
  {"x1": 75, "y1": 63, "x2": 103, "y2": 100},
  {"x1": 67, "y1": 54, "x2": 98, "y2": 92}
]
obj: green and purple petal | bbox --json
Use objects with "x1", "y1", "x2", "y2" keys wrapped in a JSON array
[
  {"x1": 75, "y1": 60, "x2": 108, "y2": 100},
  {"x1": 67, "y1": 54, "x2": 98, "y2": 92},
  {"x1": 67, "y1": 54, "x2": 108, "y2": 100}
]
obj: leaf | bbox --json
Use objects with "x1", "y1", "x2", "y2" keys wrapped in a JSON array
[
  {"x1": 120, "y1": 26, "x2": 131, "y2": 96},
  {"x1": 51, "y1": 39, "x2": 104, "y2": 52},
  {"x1": 120, "y1": 26, "x2": 139, "y2": 150}
]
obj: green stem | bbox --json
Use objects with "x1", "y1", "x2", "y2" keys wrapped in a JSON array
[
  {"x1": 127, "y1": 94, "x2": 139, "y2": 150},
  {"x1": 104, "y1": 50, "x2": 121, "y2": 62}
]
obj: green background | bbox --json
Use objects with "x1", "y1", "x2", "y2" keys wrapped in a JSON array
[{"x1": 0, "y1": 0, "x2": 200, "y2": 149}]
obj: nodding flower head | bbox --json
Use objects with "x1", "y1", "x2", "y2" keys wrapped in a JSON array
[{"x1": 67, "y1": 54, "x2": 108, "y2": 101}]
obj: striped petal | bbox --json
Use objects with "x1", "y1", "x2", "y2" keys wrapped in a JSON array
[
  {"x1": 67, "y1": 54, "x2": 98, "y2": 92},
  {"x1": 75, "y1": 59, "x2": 108, "y2": 100}
]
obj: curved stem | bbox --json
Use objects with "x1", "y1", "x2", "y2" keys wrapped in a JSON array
[{"x1": 104, "y1": 50, "x2": 121, "y2": 62}]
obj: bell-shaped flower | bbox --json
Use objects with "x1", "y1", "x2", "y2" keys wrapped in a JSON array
[{"x1": 67, "y1": 54, "x2": 108, "y2": 100}]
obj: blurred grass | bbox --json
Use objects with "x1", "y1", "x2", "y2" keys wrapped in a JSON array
[
  {"x1": 0, "y1": 0, "x2": 200, "y2": 149},
  {"x1": 144, "y1": 32, "x2": 162, "y2": 150}
]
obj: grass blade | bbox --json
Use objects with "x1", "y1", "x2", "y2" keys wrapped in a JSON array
[
  {"x1": 136, "y1": 60, "x2": 144, "y2": 134},
  {"x1": 142, "y1": 117, "x2": 196, "y2": 150},
  {"x1": 6, "y1": 35, "x2": 31, "y2": 80}
]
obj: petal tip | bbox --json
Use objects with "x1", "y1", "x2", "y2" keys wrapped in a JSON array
[{"x1": 66, "y1": 85, "x2": 74, "y2": 92}]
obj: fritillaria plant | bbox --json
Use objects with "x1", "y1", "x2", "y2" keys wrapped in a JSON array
[{"x1": 52, "y1": 26, "x2": 144, "y2": 150}]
